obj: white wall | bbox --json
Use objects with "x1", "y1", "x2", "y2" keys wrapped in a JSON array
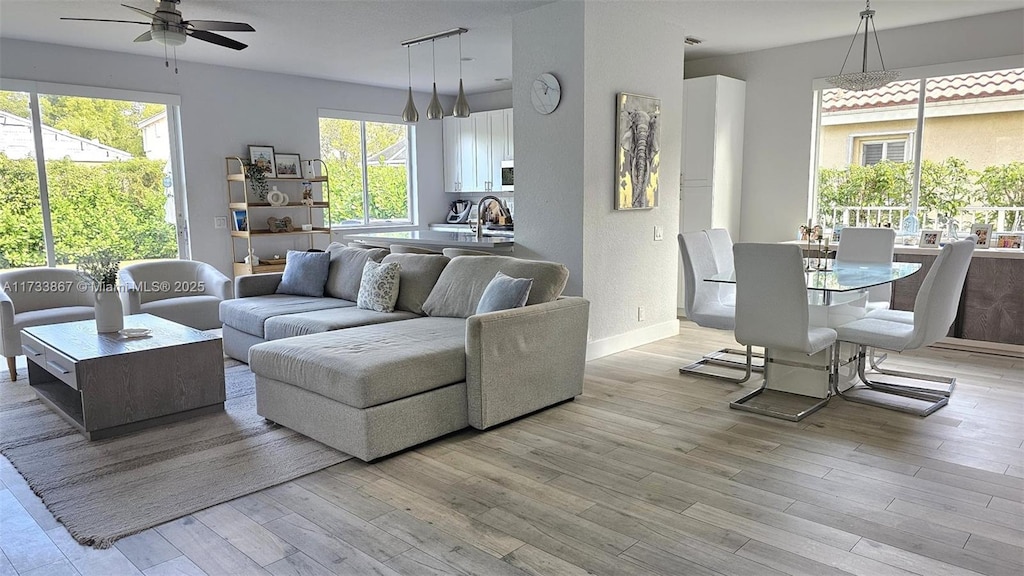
[
  {"x1": 686, "y1": 9, "x2": 1024, "y2": 243},
  {"x1": 0, "y1": 38, "x2": 449, "y2": 275},
  {"x1": 512, "y1": 1, "x2": 587, "y2": 296},
  {"x1": 513, "y1": 1, "x2": 683, "y2": 354},
  {"x1": 581, "y1": 2, "x2": 683, "y2": 350}
]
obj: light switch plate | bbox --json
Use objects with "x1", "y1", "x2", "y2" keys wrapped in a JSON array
[
  {"x1": 214, "y1": 216, "x2": 227, "y2": 229},
  {"x1": 654, "y1": 225, "x2": 664, "y2": 241}
]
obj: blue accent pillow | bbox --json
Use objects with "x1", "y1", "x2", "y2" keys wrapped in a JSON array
[
  {"x1": 276, "y1": 250, "x2": 331, "y2": 297},
  {"x1": 476, "y1": 271, "x2": 533, "y2": 314}
]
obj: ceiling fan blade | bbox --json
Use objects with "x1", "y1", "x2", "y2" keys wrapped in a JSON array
[
  {"x1": 60, "y1": 17, "x2": 150, "y2": 25},
  {"x1": 186, "y1": 20, "x2": 254, "y2": 32},
  {"x1": 134, "y1": 30, "x2": 152, "y2": 43},
  {"x1": 188, "y1": 29, "x2": 247, "y2": 50},
  {"x1": 121, "y1": 3, "x2": 162, "y2": 21}
]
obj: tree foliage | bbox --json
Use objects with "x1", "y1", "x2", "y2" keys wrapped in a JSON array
[
  {"x1": 818, "y1": 157, "x2": 1022, "y2": 228},
  {"x1": 319, "y1": 118, "x2": 409, "y2": 224},
  {"x1": 0, "y1": 154, "x2": 176, "y2": 268}
]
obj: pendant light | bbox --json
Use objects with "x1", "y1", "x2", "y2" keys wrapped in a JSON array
[
  {"x1": 426, "y1": 40, "x2": 445, "y2": 120},
  {"x1": 452, "y1": 32, "x2": 471, "y2": 118},
  {"x1": 826, "y1": 0, "x2": 899, "y2": 92},
  {"x1": 401, "y1": 45, "x2": 419, "y2": 123}
]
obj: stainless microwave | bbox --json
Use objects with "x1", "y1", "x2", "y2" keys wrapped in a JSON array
[{"x1": 501, "y1": 160, "x2": 514, "y2": 191}]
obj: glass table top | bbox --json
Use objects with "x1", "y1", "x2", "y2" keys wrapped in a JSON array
[{"x1": 706, "y1": 261, "x2": 922, "y2": 292}]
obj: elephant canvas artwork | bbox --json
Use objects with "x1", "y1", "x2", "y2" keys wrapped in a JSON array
[{"x1": 615, "y1": 92, "x2": 660, "y2": 210}]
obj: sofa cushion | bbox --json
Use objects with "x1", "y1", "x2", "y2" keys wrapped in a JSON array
[
  {"x1": 422, "y1": 256, "x2": 569, "y2": 318},
  {"x1": 249, "y1": 317, "x2": 467, "y2": 409},
  {"x1": 141, "y1": 295, "x2": 222, "y2": 331},
  {"x1": 277, "y1": 250, "x2": 330, "y2": 297},
  {"x1": 325, "y1": 244, "x2": 388, "y2": 301},
  {"x1": 219, "y1": 295, "x2": 353, "y2": 338},
  {"x1": 357, "y1": 261, "x2": 401, "y2": 313},
  {"x1": 381, "y1": 253, "x2": 450, "y2": 315},
  {"x1": 264, "y1": 307, "x2": 419, "y2": 340},
  {"x1": 476, "y1": 271, "x2": 533, "y2": 314}
]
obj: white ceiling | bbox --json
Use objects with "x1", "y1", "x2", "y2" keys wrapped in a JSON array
[{"x1": 1, "y1": 0, "x2": 1021, "y2": 95}]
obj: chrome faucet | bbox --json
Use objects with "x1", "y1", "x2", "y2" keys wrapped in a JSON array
[{"x1": 476, "y1": 196, "x2": 511, "y2": 239}]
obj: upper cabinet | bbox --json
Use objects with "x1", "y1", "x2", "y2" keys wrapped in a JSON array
[{"x1": 442, "y1": 108, "x2": 513, "y2": 193}]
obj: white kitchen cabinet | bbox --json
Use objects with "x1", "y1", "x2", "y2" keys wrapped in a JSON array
[
  {"x1": 680, "y1": 75, "x2": 745, "y2": 237},
  {"x1": 442, "y1": 108, "x2": 513, "y2": 193}
]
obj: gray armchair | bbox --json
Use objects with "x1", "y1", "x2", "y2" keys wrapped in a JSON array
[
  {"x1": 1, "y1": 267, "x2": 95, "y2": 380},
  {"x1": 119, "y1": 260, "x2": 231, "y2": 331}
]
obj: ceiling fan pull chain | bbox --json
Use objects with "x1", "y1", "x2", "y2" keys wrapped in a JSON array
[
  {"x1": 164, "y1": 42, "x2": 169, "y2": 68},
  {"x1": 174, "y1": 47, "x2": 178, "y2": 74}
]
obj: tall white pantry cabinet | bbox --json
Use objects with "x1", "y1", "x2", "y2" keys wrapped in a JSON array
[{"x1": 679, "y1": 75, "x2": 746, "y2": 310}]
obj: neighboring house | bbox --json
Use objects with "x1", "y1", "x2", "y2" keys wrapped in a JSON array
[
  {"x1": 0, "y1": 110, "x2": 132, "y2": 162},
  {"x1": 818, "y1": 68, "x2": 1024, "y2": 169},
  {"x1": 137, "y1": 110, "x2": 176, "y2": 225},
  {"x1": 371, "y1": 138, "x2": 407, "y2": 167},
  {"x1": 138, "y1": 110, "x2": 170, "y2": 162}
]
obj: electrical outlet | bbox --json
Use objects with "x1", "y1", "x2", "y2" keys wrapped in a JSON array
[
  {"x1": 654, "y1": 225, "x2": 664, "y2": 241},
  {"x1": 213, "y1": 216, "x2": 227, "y2": 229},
  {"x1": 638, "y1": 306, "x2": 645, "y2": 322}
]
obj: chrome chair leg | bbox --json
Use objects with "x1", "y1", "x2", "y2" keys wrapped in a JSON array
[
  {"x1": 729, "y1": 347, "x2": 832, "y2": 422},
  {"x1": 868, "y1": 347, "x2": 888, "y2": 370},
  {"x1": 835, "y1": 346, "x2": 949, "y2": 417},
  {"x1": 680, "y1": 345, "x2": 756, "y2": 384}
]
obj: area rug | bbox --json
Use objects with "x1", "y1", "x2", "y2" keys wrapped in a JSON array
[{"x1": 0, "y1": 358, "x2": 350, "y2": 548}]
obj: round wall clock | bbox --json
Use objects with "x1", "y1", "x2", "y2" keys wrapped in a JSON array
[{"x1": 531, "y1": 73, "x2": 561, "y2": 114}]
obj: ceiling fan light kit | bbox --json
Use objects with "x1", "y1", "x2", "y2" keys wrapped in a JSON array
[
  {"x1": 826, "y1": 0, "x2": 899, "y2": 92},
  {"x1": 400, "y1": 27, "x2": 470, "y2": 122}
]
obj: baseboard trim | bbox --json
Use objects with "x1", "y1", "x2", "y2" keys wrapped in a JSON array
[{"x1": 586, "y1": 319, "x2": 680, "y2": 361}]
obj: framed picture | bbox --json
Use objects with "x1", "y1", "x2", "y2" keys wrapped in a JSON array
[
  {"x1": 232, "y1": 209, "x2": 247, "y2": 232},
  {"x1": 615, "y1": 92, "x2": 660, "y2": 210},
  {"x1": 995, "y1": 232, "x2": 1023, "y2": 250},
  {"x1": 274, "y1": 153, "x2": 301, "y2": 178},
  {"x1": 918, "y1": 229, "x2": 942, "y2": 248},
  {"x1": 971, "y1": 223, "x2": 992, "y2": 249},
  {"x1": 248, "y1": 145, "x2": 276, "y2": 178}
]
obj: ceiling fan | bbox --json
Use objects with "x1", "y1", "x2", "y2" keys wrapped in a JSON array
[{"x1": 61, "y1": 0, "x2": 255, "y2": 51}]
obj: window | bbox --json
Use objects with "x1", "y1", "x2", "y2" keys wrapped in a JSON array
[
  {"x1": 812, "y1": 66, "x2": 1024, "y2": 232},
  {"x1": 319, "y1": 110, "x2": 412, "y2": 227},
  {"x1": 861, "y1": 139, "x2": 907, "y2": 165},
  {"x1": 0, "y1": 81, "x2": 185, "y2": 271}
]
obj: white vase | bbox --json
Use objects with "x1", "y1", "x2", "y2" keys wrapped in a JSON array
[{"x1": 95, "y1": 289, "x2": 124, "y2": 333}]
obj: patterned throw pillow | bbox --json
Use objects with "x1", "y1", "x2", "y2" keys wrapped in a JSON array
[{"x1": 357, "y1": 261, "x2": 401, "y2": 312}]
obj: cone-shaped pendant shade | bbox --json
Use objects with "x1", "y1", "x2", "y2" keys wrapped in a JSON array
[
  {"x1": 453, "y1": 78, "x2": 471, "y2": 118},
  {"x1": 402, "y1": 87, "x2": 419, "y2": 123},
  {"x1": 427, "y1": 83, "x2": 444, "y2": 120}
]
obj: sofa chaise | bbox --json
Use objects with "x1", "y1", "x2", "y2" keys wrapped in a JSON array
[{"x1": 219, "y1": 244, "x2": 590, "y2": 460}]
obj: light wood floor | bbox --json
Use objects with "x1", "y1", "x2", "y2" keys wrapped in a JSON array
[{"x1": 2, "y1": 321, "x2": 1022, "y2": 576}]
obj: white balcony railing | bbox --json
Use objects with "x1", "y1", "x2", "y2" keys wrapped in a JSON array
[{"x1": 823, "y1": 206, "x2": 1024, "y2": 232}]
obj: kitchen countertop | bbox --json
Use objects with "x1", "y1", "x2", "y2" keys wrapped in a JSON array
[
  {"x1": 344, "y1": 230, "x2": 515, "y2": 249},
  {"x1": 785, "y1": 239, "x2": 1024, "y2": 260}
]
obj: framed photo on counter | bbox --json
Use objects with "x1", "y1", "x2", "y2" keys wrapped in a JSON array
[
  {"x1": 919, "y1": 230, "x2": 942, "y2": 248},
  {"x1": 995, "y1": 232, "x2": 1023, "y2": 250},
  {"x1": 971, "y1": 223, "x2": 992, "y2": 249}
]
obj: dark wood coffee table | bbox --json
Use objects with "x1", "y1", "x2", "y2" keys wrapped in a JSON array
[{"x1": 21, "y1": 314, "x2": 225, "y2": 440}]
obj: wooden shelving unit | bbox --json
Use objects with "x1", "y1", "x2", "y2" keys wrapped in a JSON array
[{"x1": 225, "y1": 156, "x2": 331, "y2": 276}]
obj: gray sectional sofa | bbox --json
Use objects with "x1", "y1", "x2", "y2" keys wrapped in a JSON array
[{"x1": 219, "y1": 243, "x2": 590, "y2": 461}]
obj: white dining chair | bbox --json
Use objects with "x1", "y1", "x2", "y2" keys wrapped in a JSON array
[
  {"x1": 833, "y1": 237, "x2": 975, "y2": 416},
  {"x1": 705, "y1": 228, "x2": 736, "y2": 305},
  {"x1": 730, "y1": 243, "x2": 838, "y2": 421},
  {"x1": 677, "y1": 232, "x2": 758, "y2": 384},
  {"x1": 835, "y1": 227, "x2": 896, "y2": 311}
]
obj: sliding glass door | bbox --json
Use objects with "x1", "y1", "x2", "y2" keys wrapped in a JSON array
[{"x1": 0, "y1": 81, "x2": 186, "y2": 271}]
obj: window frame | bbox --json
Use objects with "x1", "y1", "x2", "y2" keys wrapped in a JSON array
[
  {"x1": 809, "y1": 55, "x2": 1023, "y2": 225},
  {"x1": 318, "y1": 109, "x2": 415, "y2": 229}
]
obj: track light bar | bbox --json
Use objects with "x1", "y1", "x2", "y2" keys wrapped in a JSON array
[{"x1": 401, "y1": 27, "x2": 468, "y2": 47}]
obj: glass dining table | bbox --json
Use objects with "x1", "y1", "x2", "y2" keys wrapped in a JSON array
[
  {"x1": 706, "y1": 261, "x2": 922, "y2": 305},
  {"x1": 704, "y1": 260, "x2": 922, "y2": 401}
]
